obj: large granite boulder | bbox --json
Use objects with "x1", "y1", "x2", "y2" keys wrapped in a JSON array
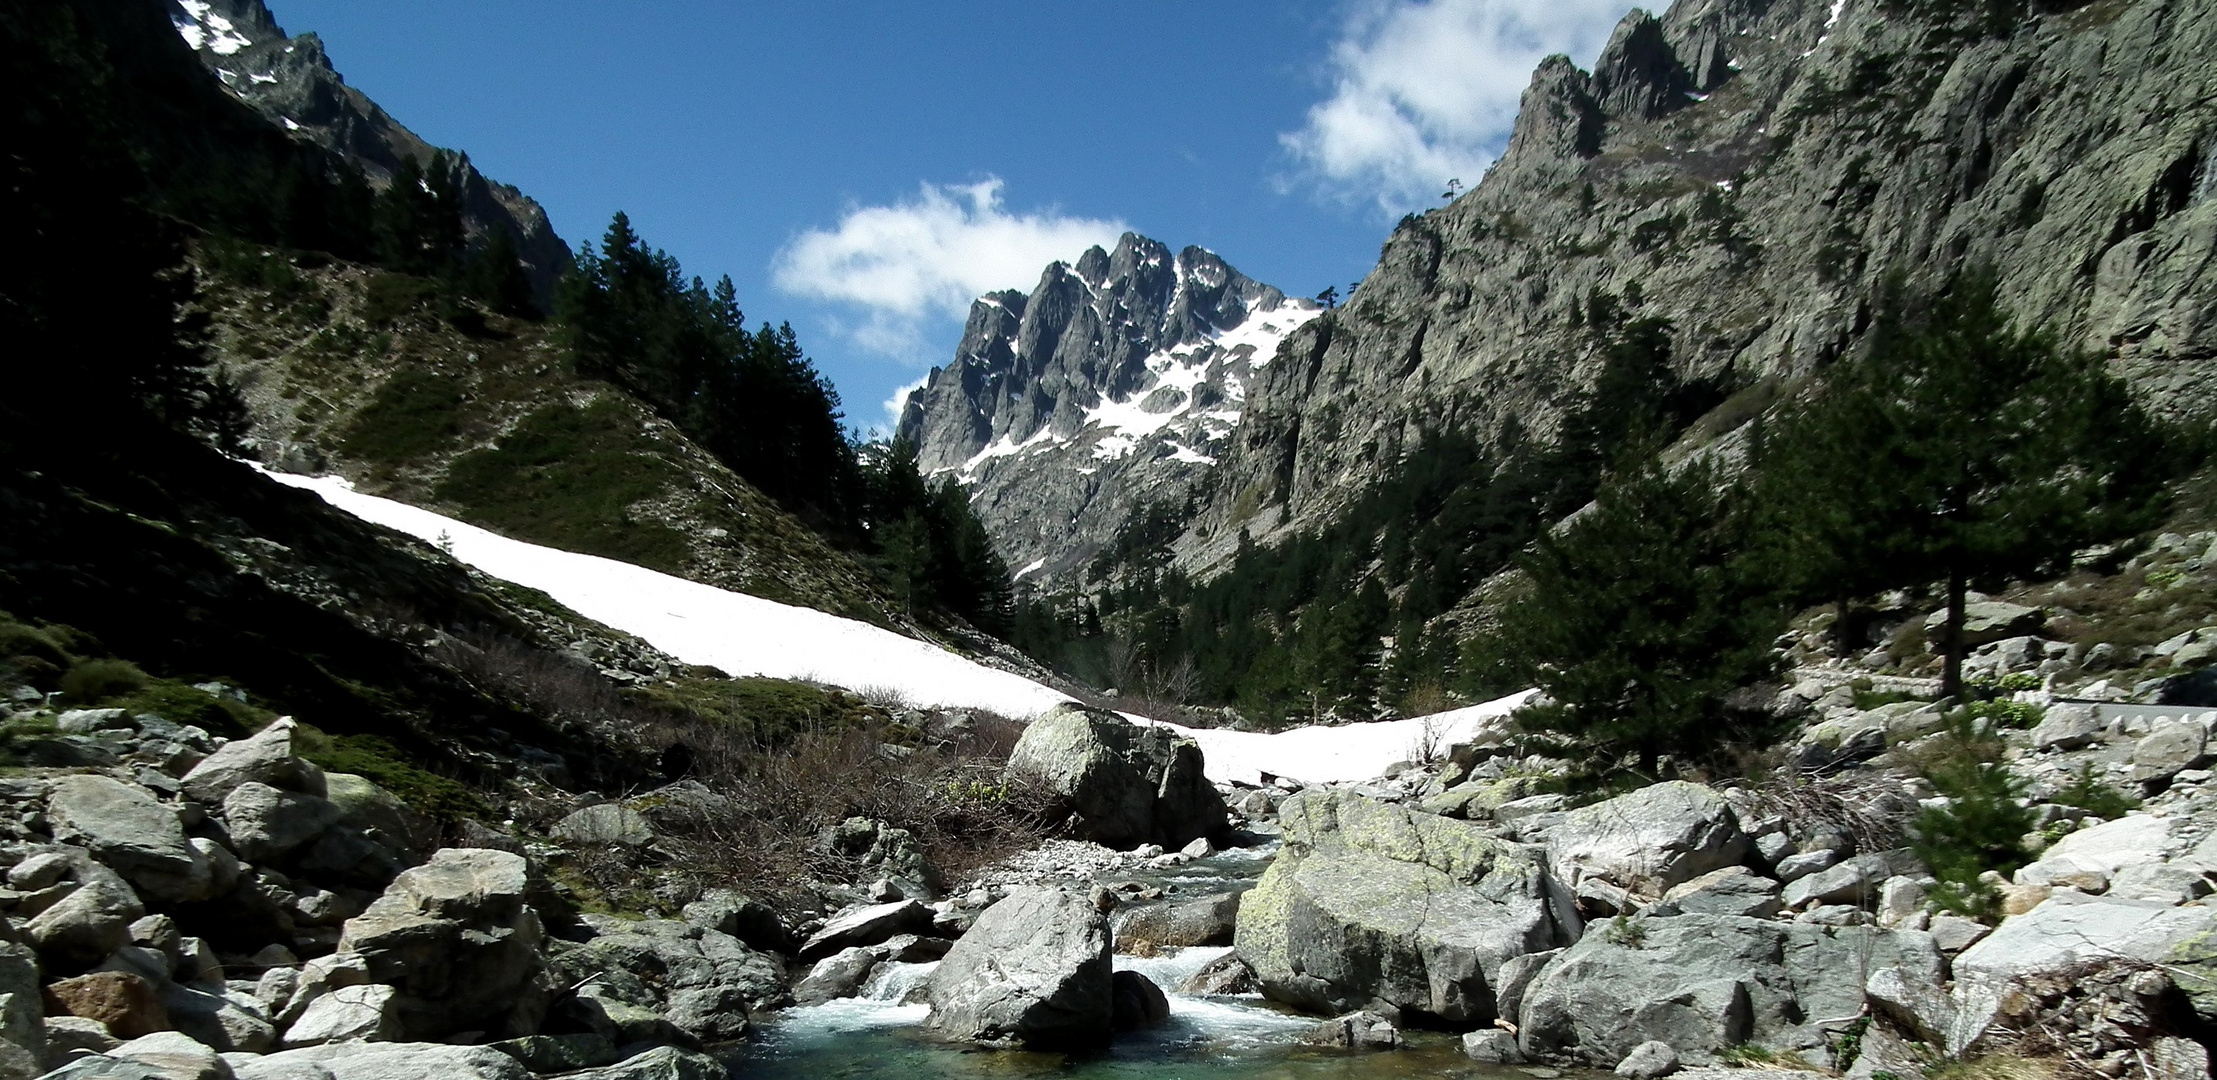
[
  {"x1": 46, "y1": 777, "x2": 212, "y2": 903},
  {"x1": 1111, "y1": 891, "x2": 1242, "y2": 952},
  {"x1": 1004, "y1": 705, "x2": 1225, "y2": 848},
  {"x1": 236, "y1": 1041, "x2": 528, "y2": 1080},
  {"x1": 1518, "y1": 914, "x2": 1944, "y2": 1065},
  {"x1": 26, "y1": 854, "x2": 147, "y2": 967},
  {"x1": 548, "y1": 915, "x2": 786, "y2": 1042},
  {"x1": 0, "y1": 941, "x2": 41, "y2": 1080},
  {"x1": 180, "y1": 719, "x2": 325, "y2": 804},
  {"x1": 333, "y1": 849, "x2": 550, "y2": 1042},
  {"x1": 1951, "y1": 892, "x2": 2217, "y2": 1052},
  {"x1": 925, "y1": 887, "x2": 1113, "y2": 1049},
  {"x1": 1545, "y1": 782, "x2": 1749, "y2": 896},
  {"x1": 1234, "y1": 788, "x2": 1574, "y2": 1024}
]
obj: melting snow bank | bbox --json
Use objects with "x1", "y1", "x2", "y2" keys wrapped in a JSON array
[
  {"x1": 1135, "y1": 691, "x2": 1537, "y2": 786},
  {"x1": 264, "y1": 469, "x2": 1535, "y2": 784},
  {"x1": 262, "y1": 471, "x2": 1073, "y2": 717}
]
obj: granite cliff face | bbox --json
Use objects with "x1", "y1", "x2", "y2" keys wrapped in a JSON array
[
  {"x1": 897, "y1": 234, "x2": 1318, "y2": 585},
  {"x1": 1147, "y1": 0, "x2": 2217, "y2": 582},
  {"x1": 168, "y1": 0, "x2": 570, "y2": 301}
]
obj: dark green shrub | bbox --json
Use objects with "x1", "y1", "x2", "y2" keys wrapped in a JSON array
[
  {"x1": 1909, "y1": 712, "x2": 2034, "y2": 917},
  {"x1": 339, "y1": 367, "x2": 469, "y2": 465},
  {"x1": 647, "y1": 677, "x2": 877, "y2": 747},
  {"x1": 58, "y1": 658, "x2": 147, "y2": 704},
  {"x1": 2052, "y1": 764, "x2": 2139, "y2": 819},
  {"x1": 1965, "y1": 698, "x2": 2044, "y2": 729},
  {"x1": 109, "y1": 682, "x2": 258, "y2": 737}
]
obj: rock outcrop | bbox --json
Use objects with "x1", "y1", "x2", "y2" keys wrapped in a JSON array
[
  {"x1": 1004, "y1": 704, "x2": 1225, "y2": 848},
  {"x1": 1234, "y1": 788, "x2": 1574, "y2": 1024}
]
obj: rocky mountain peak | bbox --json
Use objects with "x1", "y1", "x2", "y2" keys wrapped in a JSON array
[
  {"x1": 898, "y1": 233, "x2": 1318, "y2": 586},
  {"x1": 167, "y1": 0, "x2": 570, "y2": 303},
  {"x1": 1591, "y1": 9, "x2": 1696, "y2": 121}
]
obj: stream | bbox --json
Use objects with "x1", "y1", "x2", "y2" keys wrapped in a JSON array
[{"x1": 731, "y1": 843, "x2": 1552, "y2": 1080}]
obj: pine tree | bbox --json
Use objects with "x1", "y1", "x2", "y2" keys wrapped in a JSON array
[
  {"x1": 1757, "y1": 269, "x2": 2172, "y2": 698},
  {"x1": 1490, "y1": 452, "x2": 1787, "y2": 776}
]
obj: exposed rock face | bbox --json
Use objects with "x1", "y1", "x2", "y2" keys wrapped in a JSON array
[
  {"x1": 1546, "y1": 781, "x2": 1750, "y2": 895},
  {"x1": 167, "y1": 0, "x2": 568, "y2": 302},
  {"x1": 924, "y1": 887, "x2": 1114, "y2": 1049},
  {"x1": 897, "y1": 233, "x2": 1318, "y2": 586},
  {"x1": 1003, "y1": 704, "x2": 1226, "y2": 848},
  {"x1": 1234, "y1": 788, "x2": 1574, "y2": 1024},
  {"x1": 1156, "y1": 0, "x2": 2217, "y2": 584}
]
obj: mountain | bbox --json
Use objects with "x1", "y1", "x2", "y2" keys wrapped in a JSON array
[
  {"x1": 898, "y1": 233, "x2": 1318, "y2": 586},
  {"x1": 168, "y1": 0, "x2": 570, "y2": 303},
  {"x1": 1168, "y1": 0, "x2": 2217, "y2": 580}
]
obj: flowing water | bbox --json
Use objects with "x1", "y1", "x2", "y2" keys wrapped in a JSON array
[{"x1": 732, "y1": 844, "x2": 1560, "y2": 1080}]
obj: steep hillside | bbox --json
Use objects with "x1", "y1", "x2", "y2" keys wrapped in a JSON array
[
  {"x1": 1175, "y1": 0, "x2": 2217, "y2": 576},
  {"x1": 898, "y1": 233, "x2": 1318, "y2": 586},
  {"x1": 194, "y1": 246, "x2": 902, "y2": 625},
  {"x1": 168, "y1": 0, "x2": 570, "y2": 301}
]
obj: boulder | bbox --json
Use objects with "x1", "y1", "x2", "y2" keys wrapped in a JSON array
[
  {"x1": 2133, "y1": 721, "x2": 2210, "y2": 783},
  {"x1": 549, "y1": 805, "x2": 653, "y2": 847},
  {"x1": 1953, "y1": 893, "x2": 2217, "y2": 1049},
  {"x1": 679, "y1": 891, "x2": 791, "y2": 954},
  {"x1": 27, "y1": 860, "x2": 146, "y2": 966},
  {"x1": 1518, "y1": 915, "x2": 1944, "y2": 1066},
  {"x1": 38, "y1": 1058, "x2": 168, "y2": 1080},
  {"x1": 180, "y1": 719, "x2": 325, "y2": 804},
  {"x1": 1234, "y1": 788, "x2": 1571, "y2": 1024},
  {"x1": 0, "y1": 942, "x2": 41, "y2": 1080},
  {"x1": 1782, "y1": 854, "x2": 1891, "y2": 909},
  {"x1": 553, "y1": 917, "x2": 784, "y2": 1036},
  {"x1": 1463, "y1": 1029, "x2": 1524, "y2": 1063},
  {"x1": 107, "y1": 1032, "x2": 230, "y2": 1080},
  {"x1": 548, "y1": 1046, "x2": 726, "y2": 1080},
  {"x1": 159, "y1": 984, "x2": 271, "y2": 1054},
  {"x1": 924, "y1": 887, "x2": 1113, "y2": 1050},
  {"x1": 1547, "y1": 782, "x2": 1748, "y2": 895},
  {"x1": 1617, "y1": 1040, "x2": 1680, "y2": 1079},
  {"x1": 1003, "y1": 704, "x2": 1225, "y2": 848},
  {"x1": 796, "y1": 901, "x2": 932, "y2": 961},
  {"x1": 335, "y1": 849, "x2": 549, "y2": 1042},
  {"x1": 1303, "y1": 1011, "x2": 1403, "y2": 1049},
  {"x1": 280, "y1": 985, "x2": 397, "y2": 1047},
  {"x1": 239, "y1": 1042, "x2": 528, "y2": 1080},
  {"x1": 45, "y1": 778, "x2": 211, "y2": 903},
  {"x1": 2013, "y1": 815, "x2": 2171, "y2": 887},
  {"x1": 2030, "y1": 704, "x2": 2103, "y2": 751},
  {"x1": 1927, "y1": 914, "x2": 1990, "y2": 953},
  {"x1": 44, "y1": 973, "x2": 168, "y2": 1039},
  {"x1": 1924, "y1": 602, "x2": 2044, "y2": 647},
  {"x1": 792, "y1": 948, "x2": 876, "y2": 1006},
  {"x1": 1175, "y1": 952, "x2": 1258, "y2": 996},
  {"x1": 319, "y1": 775, "x2": 432, "y2": 863},
  {"x1": 1111, "y1": 891, "x2": 1241, "y2": 952},
  {"x1": 1109, "y1": 970, "x2": 1169, "y2": 1031},
  {"x1": 484, "y1": 1034, "x2": 618, "y2": 1074},
  {"x1": 220, "y1": 785, "x2": 342, "y2": 865},
  {"x1": 44, "y1": 1015, "x2": 120, "y2": 1065},
  {"x1": 1661, "y1": 868, "x2": 1782, "y2": 919}
]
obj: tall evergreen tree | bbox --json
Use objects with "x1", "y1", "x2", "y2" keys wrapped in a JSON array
[
  {"x1": 1757, "y1": 270, "x2": 2172, "y2": 698},
  {"x1": 1484, "y1": 452, "x2": 1787, "y2": 776}
]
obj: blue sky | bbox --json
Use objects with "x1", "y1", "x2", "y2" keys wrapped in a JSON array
[{"x1": 270, "y1": 0, "x2": 1633, "y2": 433}]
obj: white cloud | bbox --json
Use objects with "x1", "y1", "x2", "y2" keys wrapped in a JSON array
[
  {"x1": 773, "y1": 178, "x2": 1126, "y2": 362},
  {"x1": 1283, "y1": 0, "x2": 1631, "y2": 216}
]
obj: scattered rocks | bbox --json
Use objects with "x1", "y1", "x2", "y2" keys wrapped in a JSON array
[
  {"x1": 1302, "y1": 1010, "x2": 1402, "y2": 1050},
  {"x1": 796, "y1": 900, "x2": 932, "y2": 961},
  {"x1": 179, "y1": 719, "x2": 324, "y2": 805}
]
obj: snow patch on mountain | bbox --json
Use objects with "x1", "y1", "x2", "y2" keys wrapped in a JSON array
[{"x1": 173, "y1": 0, "x2": 253, "y2": 55}]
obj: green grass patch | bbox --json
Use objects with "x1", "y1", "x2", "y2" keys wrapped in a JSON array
[
  {"x1": 644, "y1": 676, "x2": 877, "y2": 746},
  {"x1": 436, "y1": 399, "x2": 691, "y2": 572},
  {"x1": 109, "y1": 682, "x2": 262, "y2": 738},
  {"x1": 57, "y1": 657, "x2": 147, "y2": 705},
  {"x1": 297, "y1": 729, "x2": 489, "y2": 825},
  {"x1": 340, "y1": 367, "x2": 471, "y2": 466},
  {"x1": 1966, "y1": 698, "x2": 2043, "y2": 730},
  {"x1": 2052, "y1": 764, "x2": 2139, "y2": 818}
]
